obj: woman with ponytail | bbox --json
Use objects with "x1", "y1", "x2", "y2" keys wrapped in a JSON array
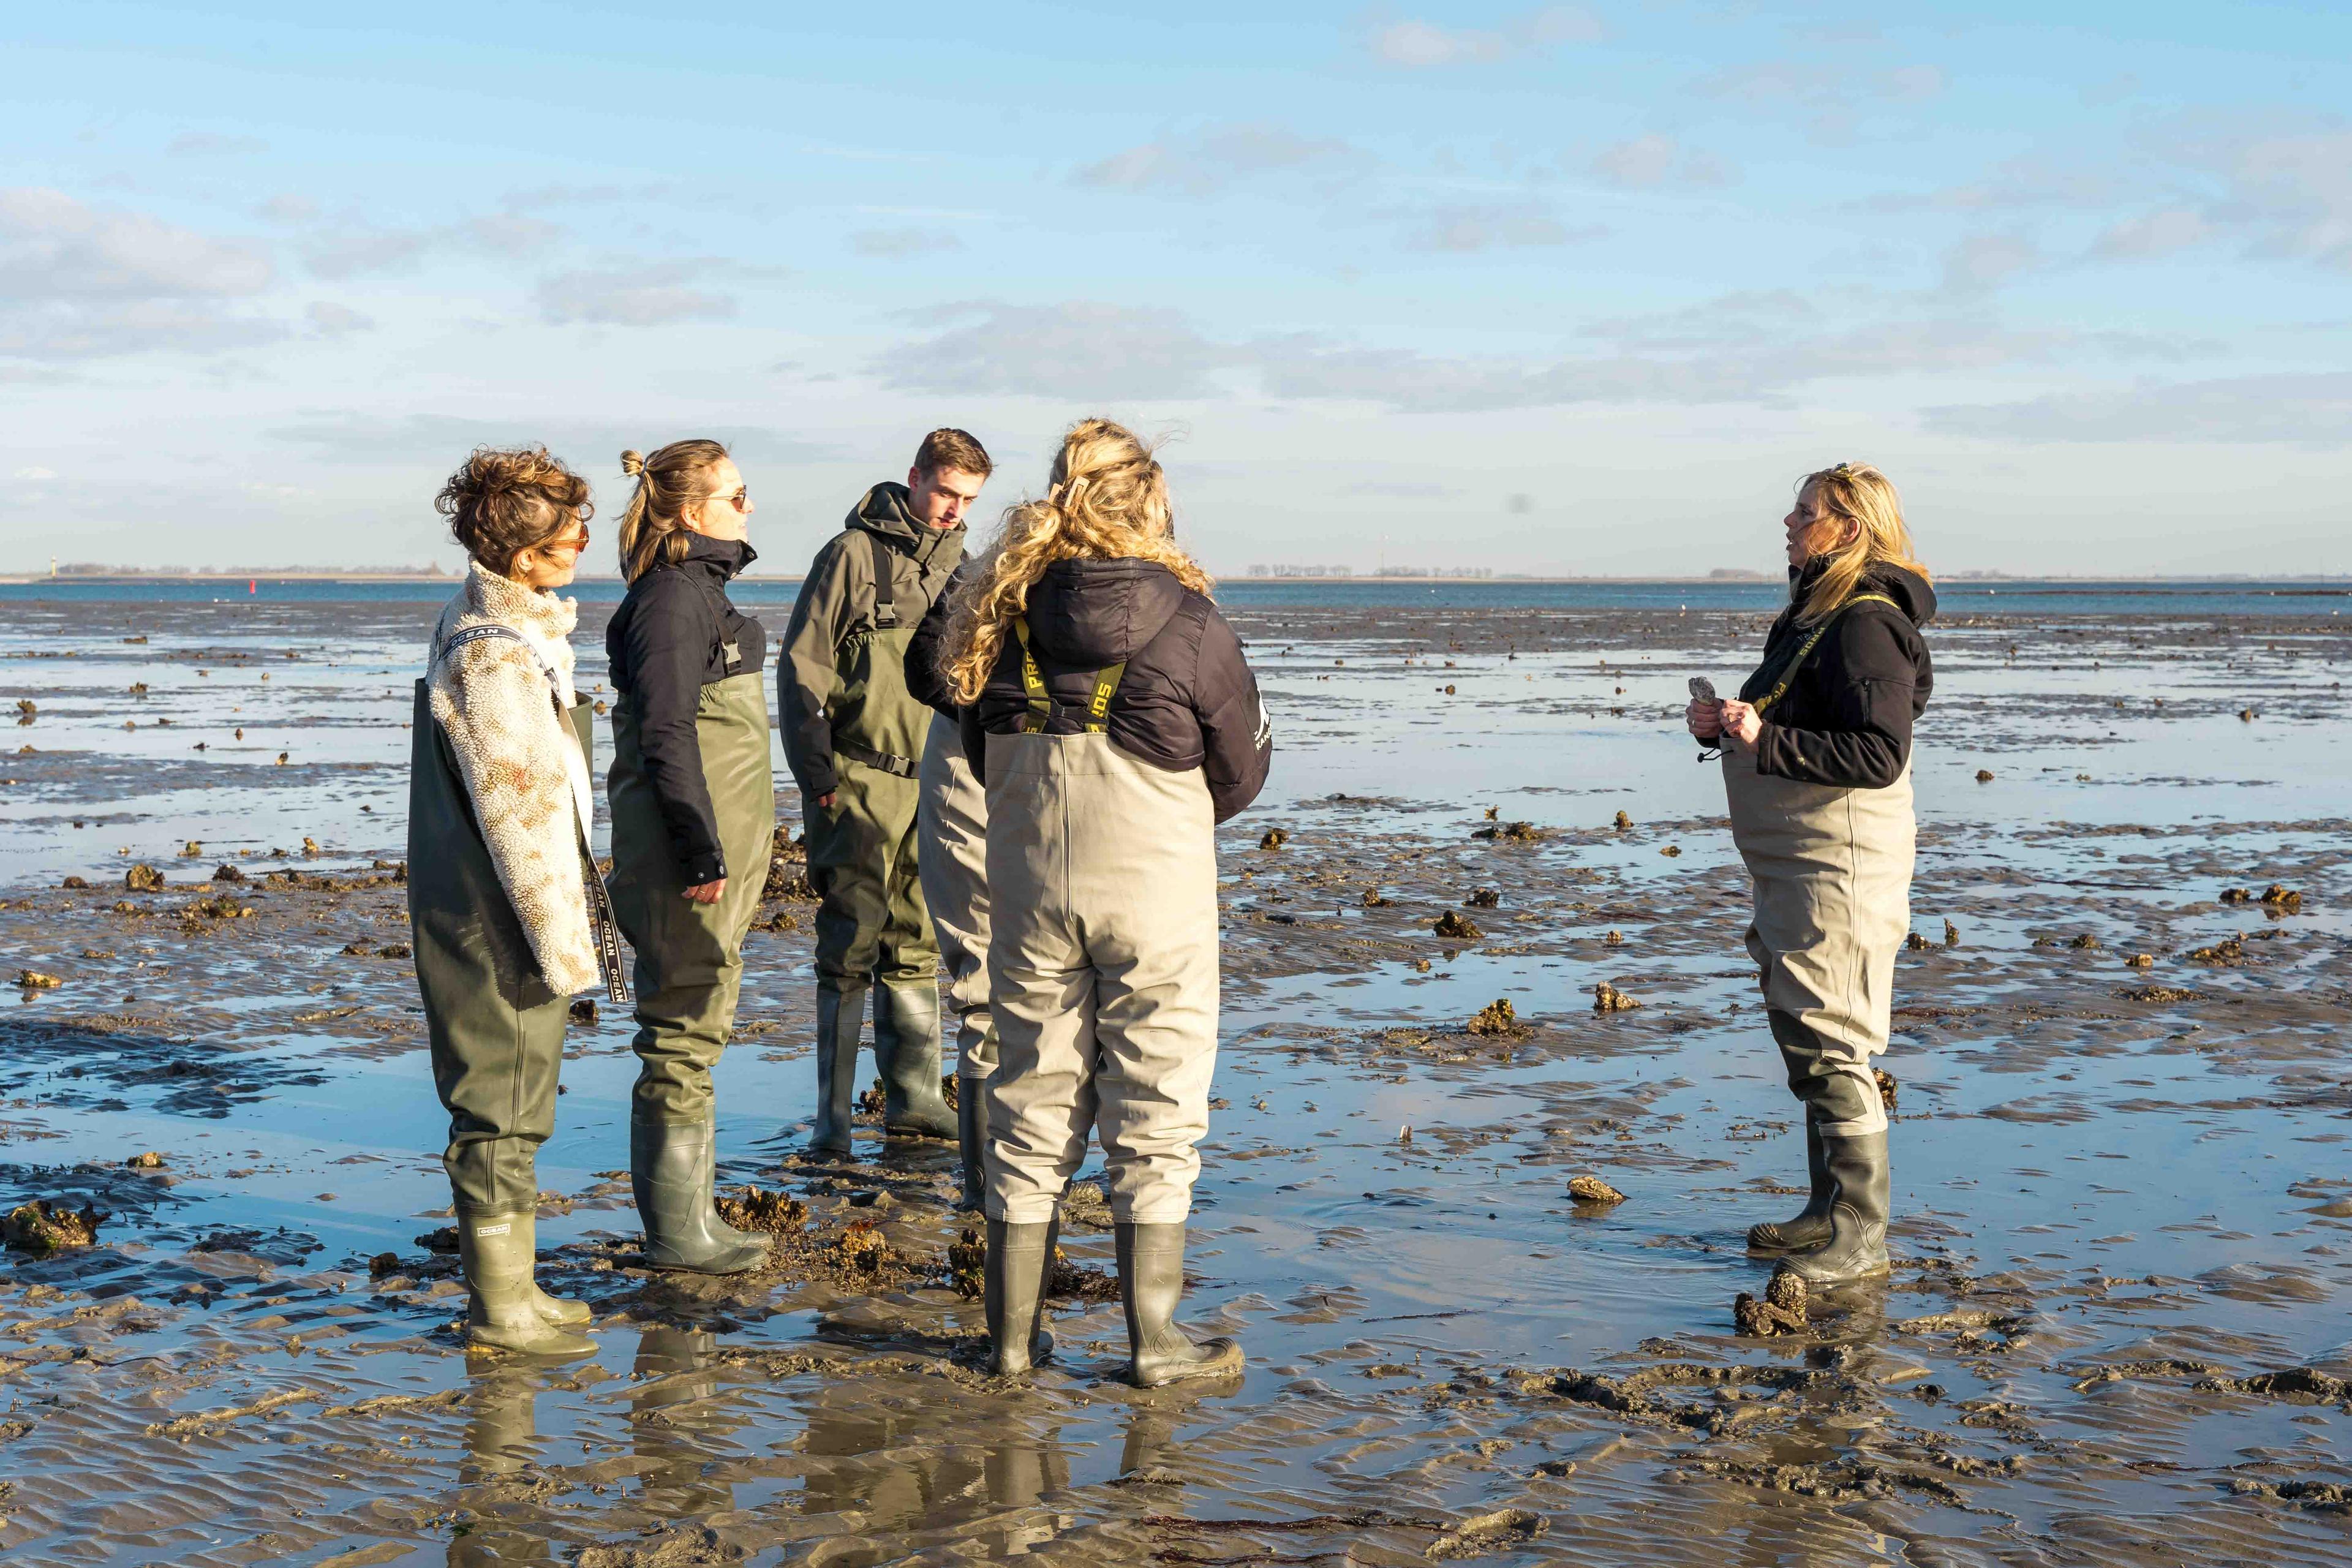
[
  {"x1": 941, "y1": 418, "x2": 1272, "y2": 1386},
  {"x1": 1688, "y1": 462, "x2": 1935, "y2": 1287},
  {"x1": 603, "y1": 440, "x2": 775, "y2": 1275}
]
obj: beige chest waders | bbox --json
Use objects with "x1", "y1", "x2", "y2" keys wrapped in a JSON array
[
  {"x1": 981, "y1": 728, "x2": 1220, "y2": 1224},
  {"x1": 918, "y1": 709, "x2": 994, "y2": 1205}
]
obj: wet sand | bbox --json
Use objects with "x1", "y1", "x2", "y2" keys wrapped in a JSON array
[{"x1": 1, "y1": 595, "x2": 2348, "y2": 1566}]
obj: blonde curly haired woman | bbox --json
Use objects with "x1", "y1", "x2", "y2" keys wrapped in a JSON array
[
  {"x1": 941, "y1": 417, "x2": 1272, "y2": 1385},
  {"x1": 1687, "y1": 461, "x2": 1935, "y2": 1287},
  {"x1": 412, "y1": 446, "x2": 624, "y2": 1357}
]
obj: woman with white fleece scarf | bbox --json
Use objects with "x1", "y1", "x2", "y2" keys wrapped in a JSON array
[{"x1": 409, "y1": 445, "x2": 621, "y2": 1357}]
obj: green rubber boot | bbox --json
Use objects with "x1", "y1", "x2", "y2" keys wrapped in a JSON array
[
  {"x1": 876, "y1": 981, "x2": 958, "y2": 1139},
  {"x1": 1117, "y1": 1223, "x2": 1243, "y2": 1389},
  {"x1": 956, "y1": 1089, "x2": 986, "y2": 1212},
  {"x1": 984, "y1": 1216, "x2": 1058, "y2": 1375},
  {"x1": 1747, "y1": 1112, "x2": 1835, "y2": 1254},
  {"x1": 1783, "y1": 1132, "x2": 1891, "y2": 1286},
  {"x1": 811, "y1": 984, "x2": 865, "y2": 1156},
  {"x1": 457, "y1": 1211, "x2": 596, "y2": 1357},
  {"x1": 631, "y1": 1112, "x2": 769, "y2": 1275}
]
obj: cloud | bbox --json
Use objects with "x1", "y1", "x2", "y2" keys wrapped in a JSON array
[
  {"x1": 14, "y1": 467, "x2": 56, "y2": 481},
  {"x1": 535, "y1": 263, "x2": 738, "y2": 326},
  {"x1": 1401, "y1": 204, "x2": 1603, "y2": 252},
  {"x1": 2089, "y1": 207, "x2": 2210, "y2": 260},
  {"x1": 882, "y1": 301, "x2": 1231, "y2": 401},
  {"x1": 1342, "y1": 479, "x2": 1461, "y2": 498},
  {"x1": 0, "y1": 189, "x2": 282, "y2": 362},
  {"x1": 1921, "y1": 372, "x2": 2352, "y2": 445},
  {"x1": 0, "y1": 187, "x2": 271, "y2": 298},
  {"x1": 168, "y1": 130, "x2": 268, "y2": 156},
  {"x1": 257, "y1": 194, "x2": 319, "y2": 224},
  {"x1": 850, "y1": 227, "x2": 963, "y2": 257},
  {"x1": 1588, "y1": 134, "x2": 1736, "y2": 190},
  {"x1": 305, "y1": 227, "x2": 434, "y2": 280},
  {"x1": 1366, "y1": 7, "x2": 1603, "y2": 67},
  {"x1": 305, "y1": 301, "x2": 374, "y2": 336},
  {"x1": 266, "y1": 413, "x2": 839, "y2": 468},
  {"x1": 1940, "y1": 233, "x2": 2039, "y2": 294},
  {"x1": 301, "y1": 210, "x2": 567, "y2": 279},
  {"x1": 881, "y1": 294, "x2": 2203, "y2": 415},
  {"x1": 1074, "y1": 123, "x2": 1370, "y2": 197}
]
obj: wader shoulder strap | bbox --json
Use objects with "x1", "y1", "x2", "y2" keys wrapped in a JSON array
[
  {"x1": 1751, "y1": 593, "x2": 1902, "y2": 717},
  {"x1": 865, "y1": 529, "x2": 899, "y2": 630},
  {"x1": 1012, "y1": 619, "x2": 1126, "y2": 734},
  {"x1": 427, "y1": 623, "x2": 630, "y2": 1005}
]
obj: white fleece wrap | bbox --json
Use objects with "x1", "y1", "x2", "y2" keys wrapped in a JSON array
[{"x1": 426, "y1": 562, "x2": 601, "y2": 996}]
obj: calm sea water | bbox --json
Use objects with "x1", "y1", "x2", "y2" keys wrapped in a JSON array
[{"x1": 1, "y1": 577, "x2": 2346, "y2": 616}]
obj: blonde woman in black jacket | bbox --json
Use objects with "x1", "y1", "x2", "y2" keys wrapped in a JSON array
[
  {"x1": 1689, "y1": 461, "x2": 1933, "y2": 1287},
  {"x1": 941, "y1": 418, "x2": 1271, "y2": 1387}
]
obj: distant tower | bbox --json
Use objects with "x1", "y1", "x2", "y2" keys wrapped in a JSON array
[{"x1": 48, "y1": 556, "x2": 56, "y2": 579}]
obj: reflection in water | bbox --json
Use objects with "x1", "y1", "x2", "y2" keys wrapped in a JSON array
[
  {"x1": 632, "y1": 1325, "x2": 734, "y2": 1520},
  {"x1": 801, "y1": 1391, "x2": 1071, "y2": 1556},
  {"x1": 451, "y1": 1366, "x2": 558, "y2": 1568}
]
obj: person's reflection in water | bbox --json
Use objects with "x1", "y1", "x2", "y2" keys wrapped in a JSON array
[
  {"x1": 799, "y1": 1394, "x2": 1069, "y2": 1553},
  {"x1": 450, "y1": 1365, "x2": 560, "y2": 1567},
  {"x1": 1117, "y1": 1401, "x2": 1182, "y2": 1483},
  {"x1": 631, "y1": 1324, "x2": 736, "y2": 1520}
]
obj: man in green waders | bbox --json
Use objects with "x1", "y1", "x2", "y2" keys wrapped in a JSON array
[{"x1": 780, "y1": 429, "x2": 992, "y2": 1154}]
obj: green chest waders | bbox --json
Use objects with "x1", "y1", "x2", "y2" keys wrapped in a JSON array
[
  {"x1": 804, "y1": 532, "x2": 957, "y2": 1150},
  {"x1": 607, "y1": 668, "x2": 777, "y2": 1273},
  {"x1": 409, "y1": 675, "x2": 609, "y2": 1217},
  {"x1": 607, "y1": 669, "x2": 776, "y2": 1121}
]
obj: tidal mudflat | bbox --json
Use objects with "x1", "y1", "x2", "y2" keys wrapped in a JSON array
[{"x1": 0, "y1": 592, "x2": 2347, "y2": 1566}]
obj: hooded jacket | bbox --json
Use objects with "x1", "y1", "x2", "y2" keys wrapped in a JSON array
[
  {"x1": 427, "y1": 561, "x2": 600, "y2": 995},
  {"x1": 778, "y1": 481, "x2": 965, "y2": 797},
  {"x1": 1739, "y1": 561, "x2": 1936, "y2": 790},
  {"x1": 605, "y1": 533, "x2": 766, "y2": 884},
  {"x1": 906, "y1": 558, "x2": 978, "y2": 720},
  {"x1": 960, "y1": 557, "x2": 1272, "y2": 823}
]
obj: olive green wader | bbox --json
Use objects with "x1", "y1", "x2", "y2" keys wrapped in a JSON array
[
  {"x1": 609, "y1": 669, "x2": 776, "y2": 1274},
  {"x1": 409, "y1": 669, "x2": 610, "y2": 1355},
  {"x1": 806, "y1": 532, "x2": 956, "y2": 1152},
  {"x1": 1723, "y1": 601, "x2": 1912, "y2": 1285}
]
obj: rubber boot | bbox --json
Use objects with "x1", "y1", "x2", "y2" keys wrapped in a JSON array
[
  {"x1": 1784, "y1": 1131, "x2": 1891, "y2": 1286},
  {"x1": 956, "y1": 1089, "x2": 986, "y2": 1212},
  {"x1": 983, "y1": 1216, "x2": 1058, "y2": 1375},
  {"x1": 631, "y1": 1111, "x2": 769, "y2": 1275},
  {"x1": 1116, "y1": 1223, "x2": 1243, "y2": 1389},
  {"x1": 875, "y1": 981, "x2": 959, "y2": 1139},
  {"x1": 1747, "y1": 1112, "x2": 1835, "y2": 1254},
  {"x1": 457, "y1": 1211, "x2": 597, "y2": 1356},
  {"x1": 699, "y1": 1115, "x2": 772, "y2": 1253},
  {"x1": 810, "y1": 984, "x2": 865, "y2": 1156}
]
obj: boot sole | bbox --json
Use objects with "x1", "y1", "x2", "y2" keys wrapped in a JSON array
[
  {"x1": 644, "y1": 1250, "x2": 768, "y2": 1276},
  {"x1": 1746, "y1": 1225, "x2": 1834, "y2": 1254},
  {"x1": 466, "y1": 1325, "x2": 595, "y2": 1357}
]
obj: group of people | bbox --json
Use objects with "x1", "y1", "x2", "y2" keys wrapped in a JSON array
[
  {"x1": 407, "y1": 420, "x2": 1932, "y2": 1385},
  {"x1": 410, "y1": 421, "x2": 1270, "y2": 1385}
]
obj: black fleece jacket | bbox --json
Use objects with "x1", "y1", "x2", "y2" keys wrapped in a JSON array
[
  {"x1": 1739, "y1": 562, "x2": 1934, "y2": 790},
  {"x1": 960, "y1": 558, "x2": 1273, "y2": 823},
  {"x1": 605, "y1": 535, "x2": 767, "y2": 884},
  {"x1": 905, "y1": 559, "x2": 974, "y2": 720}
]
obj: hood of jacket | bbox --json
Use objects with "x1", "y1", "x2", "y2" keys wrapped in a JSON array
[
  {"x1": 849, "y1": 481, "x2": 963, "y2": 567},
  {"x1": 1023, "y1": 558, "x2": 1187, "y2": 667},
  {"x1": 1790, "y1": 557, "x2": 1937, "y2": 625}
]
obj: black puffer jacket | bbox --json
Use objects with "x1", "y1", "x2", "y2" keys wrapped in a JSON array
[
  {"x1": 1740, "y1": 562, "x2": 1934, "y2": 790},
  {"x1": 960, "y1": 558, "x2": 1272, "y2": 823},
  {"x1": 605, "y1": 535, "x2": 767, "y2": 883}
]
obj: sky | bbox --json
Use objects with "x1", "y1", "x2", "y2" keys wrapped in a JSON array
[{"x1": 4, "y1": 1, "x2": 2350, "y2": 579}]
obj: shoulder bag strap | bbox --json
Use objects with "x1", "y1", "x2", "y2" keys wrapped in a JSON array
[{"x1": 1751, "y1": 593, "x2": 1901, "y2": 717}]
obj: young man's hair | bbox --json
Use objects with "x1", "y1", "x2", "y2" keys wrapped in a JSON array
[{"x1": 913, "y1": 428, "x2": 992, "y2": 479}]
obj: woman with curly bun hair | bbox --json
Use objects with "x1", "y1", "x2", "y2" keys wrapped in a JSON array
[
  {"x1": 411, "y1": 445, "x2": 622, "y2": 1357},
  {"x1": 941, "y1": 417, "x2": 1272, "y2": 1385},
  {"x1": 603, "y1": 439, "x2": 775, "y2": 1276}
]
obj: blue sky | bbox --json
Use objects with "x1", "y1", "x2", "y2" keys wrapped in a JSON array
[{"x1": 4, "y1": 1, "x2": 2349, "y2": 576}]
